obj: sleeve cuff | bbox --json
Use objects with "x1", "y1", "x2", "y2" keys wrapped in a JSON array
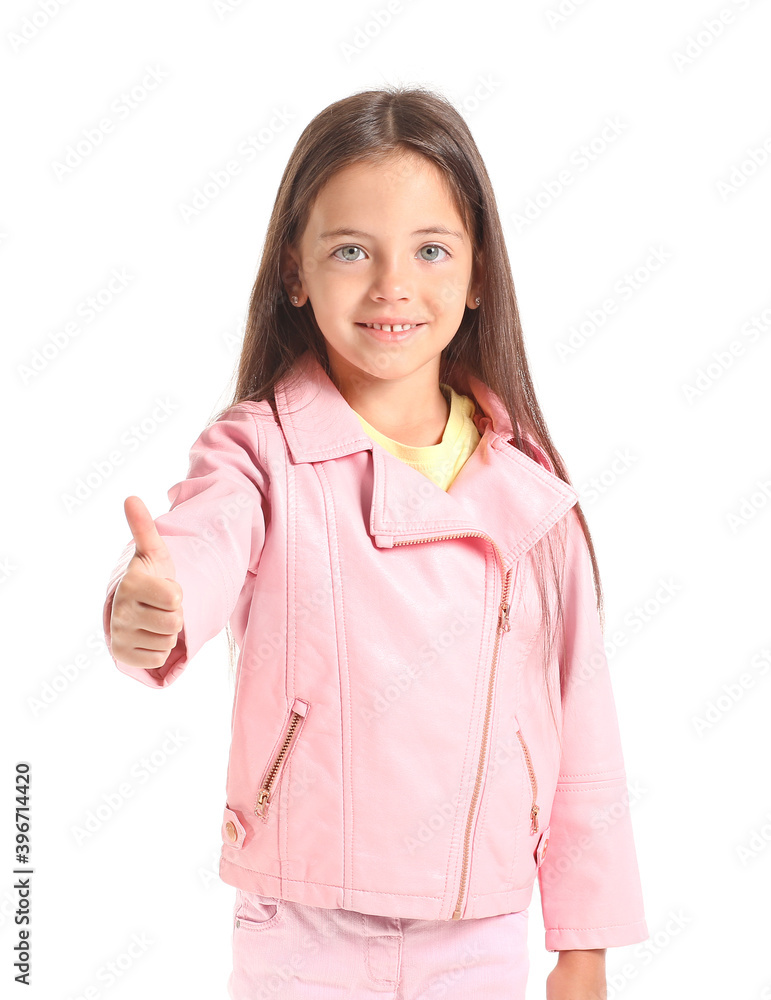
[{"x1": 545, "y1": 918, "x2": 650, "y2": 952}]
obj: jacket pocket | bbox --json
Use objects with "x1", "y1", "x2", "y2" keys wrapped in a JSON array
[
  {"x1": 515, "y1": 728, "x2": 540, "y2": 835},
  {"x1": 254, "y1": 697, "x2": 310, "y2": 822}
]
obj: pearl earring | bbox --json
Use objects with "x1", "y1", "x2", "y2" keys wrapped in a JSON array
[
  {"x1": 291, "y1": 296, "x2": 298, "y2": 305},
  {"x1": 475, "y1": 297, "x2": 480, "y2": 305}
]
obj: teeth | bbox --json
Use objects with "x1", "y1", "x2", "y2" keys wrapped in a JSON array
[{"x1": 364, "y1": 323, "x2": 418, "y2": 332}]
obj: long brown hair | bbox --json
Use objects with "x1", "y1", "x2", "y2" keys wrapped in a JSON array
[{"x1": 213, "y1": 84, "x2": 604, "y2": 748}]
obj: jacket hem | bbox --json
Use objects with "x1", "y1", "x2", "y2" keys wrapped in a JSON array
[
  {"x1": 544, "y1": 918, "x2": 650, "y2": 952},
  {"x1": 219, "y1": 855, "x2": 536, "y2": 921}
]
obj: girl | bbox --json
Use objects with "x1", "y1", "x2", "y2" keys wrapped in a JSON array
[{"x1": 104, "y1": 86, "x2": 649, "y2": 999}]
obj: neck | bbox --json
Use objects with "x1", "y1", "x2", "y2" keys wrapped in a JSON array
[{"x1": 328, "y1": 353, "x2": 450, "y2": 447}]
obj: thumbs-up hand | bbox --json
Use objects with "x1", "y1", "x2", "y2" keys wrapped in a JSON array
[{"x1": 110, "y1": 496, "x2": 184, "y2": 670}]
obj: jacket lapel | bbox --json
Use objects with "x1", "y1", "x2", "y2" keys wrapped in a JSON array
[{"x1": 274, "y1": 350, "x2": 578, "y2": 569}]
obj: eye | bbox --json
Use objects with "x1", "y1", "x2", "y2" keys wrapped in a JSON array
[
  {"x1": 332, "y1": 245, "x2": 365, "y2": 262},
  {"x1": 418, "y1": 244, "x2": 450, "y2": 262},
  {"x1": 331, "y1": 244, "x2": 451, "y2": 263}
]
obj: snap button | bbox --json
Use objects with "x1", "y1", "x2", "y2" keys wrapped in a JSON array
[{"x1": 222, "y1": 806, "x2": 246, "y2": 848}]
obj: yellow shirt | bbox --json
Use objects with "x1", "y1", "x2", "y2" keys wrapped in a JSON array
[{"x1": 352, "y1": 383, "x2": 481, "y2": 491}]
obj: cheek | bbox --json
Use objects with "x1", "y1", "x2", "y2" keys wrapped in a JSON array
[
  {"x1": 430, "y1": 272, "x2": 470, "y2": 310},
  {"x1": 300, "y1": 251, "x2": 329, "y2": 281},
  {"x1": 308, "y1": 263, "x2": 354, "y2": 296}
]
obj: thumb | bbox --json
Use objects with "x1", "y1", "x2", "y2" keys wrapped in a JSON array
[{"x1": 124, "y1": 495, "x2": 171, "y2": 566}]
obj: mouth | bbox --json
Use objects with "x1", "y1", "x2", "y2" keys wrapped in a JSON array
[{"x1": 356, "y1": 322, "x2": 425, "y2": 342}]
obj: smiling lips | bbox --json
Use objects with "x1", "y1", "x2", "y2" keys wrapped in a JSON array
[{"x1": 357, "y1": 321, "x2": 424, "y2": 333}]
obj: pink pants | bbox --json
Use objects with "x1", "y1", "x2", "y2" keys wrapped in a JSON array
[{"x1": 227, "y1": 889, "x2": 529, "y2": 999}]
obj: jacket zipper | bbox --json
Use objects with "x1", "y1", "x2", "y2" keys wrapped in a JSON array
[
  {"x1": 254, "y1": 698, "x2": 310, "y2": 820},
  {"x1": 516, "y1": 729, "x2": 539, "y2": 834},
  {"x1": 391, "y1": 530, "x2": 515, "y2": 920}
]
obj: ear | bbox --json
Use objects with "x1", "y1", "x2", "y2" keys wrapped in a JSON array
[
  {"x1": 466, "y1": 253, "x2": 484, "y2": 309},
  {"x1": 280, "y1": 244, "x2": 307, "y2": 306}
]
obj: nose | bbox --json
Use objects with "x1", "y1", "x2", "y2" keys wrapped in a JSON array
[{"x1": 367, "y1": 254, "x2": 413, "y2": 303}]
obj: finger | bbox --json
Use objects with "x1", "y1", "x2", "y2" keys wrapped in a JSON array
[
  {"x1": 124, "y1": 495, "x2": 169, "y2": 563},
  {"x1": 132, "y1": 627, "x2": 181, "y2": 652},
  {"x1": 123, "y1": 573, "x2": 183, "y2": 613}
]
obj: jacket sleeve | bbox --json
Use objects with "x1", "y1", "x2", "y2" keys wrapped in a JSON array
[
  {"x1": 537, "y1": 506, "x2": 649, "y2": 951},
  {"x1": 102, "y1": 404, "x2": 269, "y2": 689}
]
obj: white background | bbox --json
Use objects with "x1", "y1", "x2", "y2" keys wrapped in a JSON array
[{"x1": 4, "y1": 0, "x2": 771, "y2": 997}]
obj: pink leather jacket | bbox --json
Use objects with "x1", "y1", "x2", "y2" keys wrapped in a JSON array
[{"x1": 103, "y1": 349, "x2": 649, "y2": 952}]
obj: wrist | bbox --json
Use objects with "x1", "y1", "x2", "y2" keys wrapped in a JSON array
[
  {"x1": 557, "y1": 948, "x2": 606, "y2": 962},
  {"x1": 548, "y1": 950, "x2": 608, "y2": 1000},
  {"x1": 556, "y1": 948, "x2": 606, "y2": 977}
]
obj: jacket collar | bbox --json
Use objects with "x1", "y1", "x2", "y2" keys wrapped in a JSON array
[{"x1": 273, "y1": 350, "x2": 578, "y2": 568}]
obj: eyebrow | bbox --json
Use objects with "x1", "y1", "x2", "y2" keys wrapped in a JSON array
[{"x1": 316, "y1": 225, "x2": 465, "y2": 243}]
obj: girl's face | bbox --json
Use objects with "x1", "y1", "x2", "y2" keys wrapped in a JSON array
[{"x1": 286, "y1": 154, "x2": 480, "y2": 390}]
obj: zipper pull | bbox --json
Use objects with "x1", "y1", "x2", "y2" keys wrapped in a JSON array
[
  {"x1": 498, "y1": 600, "x2": 510, "y2": 632},
  {"x1": 530, "y1": 804, "x2": 540, "y2": 834},
  {"x1": 255, "y1": 789, "x2": 270, "y2": 817}
]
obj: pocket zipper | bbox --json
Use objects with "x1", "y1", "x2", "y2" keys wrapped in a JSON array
[
  {"x1": 516, "y1": 729, "x2": 539, "y2": 834},
  {"x1": 254, "y1": 698, "x2": 310, "y2": 820}
]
